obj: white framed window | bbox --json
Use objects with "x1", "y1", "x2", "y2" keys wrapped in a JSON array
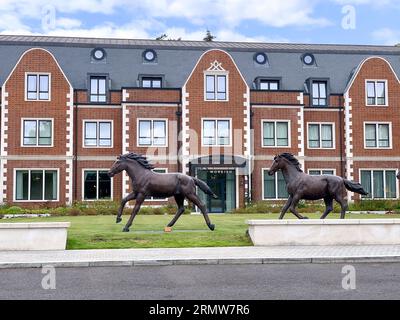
[
  {"x1": 21, "y1": 118, "x2": 53, "y2": 147},
  {"x1": 360, "y1": 169, "x2": 397, "y2": 199},
  {"x1": 204, "y1": 74, "x2": 228, "y2": 101},
  {"x1": 262, "y1": 120, "x2": 290, "y2": 148},
  {"x1": 146, "y1": 168, "x2": 168, "y2": 201},
  {"x1": 366, "y1": 80, "x2": 387, "y2": 106},
  {"x1": 83, "y1": 120, "x2": 113, "y2": 148},
  {"x1": 14, "y1": 169, "x2": 58, "y2": 202},
  {"x1": 307, "y1": 123, "x2": 335, "y2": 149},
  {"x1": 25, "y1": 73, "x2": 50, "y2": 101},
  {"x1": 262, "y1": 169, "x2": 288, "y2": 200},
  {"x1": 83, "y1": 169, "x2": 113, "y2": 201},
  {"x1": 137, "y1": 119, "x2": 168, "y2": 147},
  {"x1": 259, "y1": 80, "x2": 279, "y2": 91},
  {"x1": 202, "y1": 119, "x2": 231, "y2": 146},
  {"x1": 308, "y1": 169, "x2": 336, "y2": 176},
  {"x1": 364, "y1": 122, "x2": 392, "y2": 149},
  {"x1": 141, "y1": 77, "x2": 162, "y2": 88}
]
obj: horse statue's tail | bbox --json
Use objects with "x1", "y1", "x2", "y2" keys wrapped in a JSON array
[
  {"x1": 193, "y1": 177, "x2": 218, "y2": 199},
  {"x1": 343, "y1": 179, "x2": 368, "y2": 196}
]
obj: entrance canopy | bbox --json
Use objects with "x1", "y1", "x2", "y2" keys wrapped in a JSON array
[{"x1": 189, "y1": 155, "x2": 248, "y2": 175}]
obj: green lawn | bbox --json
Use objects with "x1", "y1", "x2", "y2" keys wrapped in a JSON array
[{"x1": 2, "y1": 213, "x2": 400, "y2": 250}]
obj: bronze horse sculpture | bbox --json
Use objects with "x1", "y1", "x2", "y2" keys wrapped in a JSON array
[
  {"x1": 268, "y1": 153, "x2": 368, "y2": 219},
  {"x1": 108, "y1": 153, "x2": 218, "y2": 232}
]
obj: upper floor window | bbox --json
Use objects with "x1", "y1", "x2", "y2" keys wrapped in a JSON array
[
  {"x1": 142, "y1": 77, "x2": 162, "y2": 88},
  {"x1": 22, "y1": 119, "x2": 52, "y2": 147},
  {"x1": 308, "y1": 123, "x2": 334, "y2": 149},
  {"x1": 312, "y1": 81, "x2": 327, "y2": 106},
  {"x1": 259, "y1": 80, "x2": 279, "y2": 91},
  {"x1": 262, "y1": 120, "x2": 289, "y2": 147},
  {"x1": 202, "y1": 119, "x2": 231, "y2": 146},
  {"x1": 84, "y1": 120, "x2": 112, "y2": 147},
  {"x1": 366, "y1": 81, "x2": 387, "y2": 106},
  {"x1": 138, "y1": 119, "x2": 167, "y2": 147},
  {"x1": 364, "y1": 123, "x2": 391, "y2": 148},
  {"x1": 205, "y1": 74, "x2": 227, "y2": 101},
  {"x1": 26, "y1": 74, "x2": 50, "y2": 101},
  {"x1": 90, "y1": 76, "x2": 107, "y2": 103}
]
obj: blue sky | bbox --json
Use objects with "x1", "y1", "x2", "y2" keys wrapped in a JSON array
[{"x1": 0, "y1": 0, "x2": 399, "y2": 45}]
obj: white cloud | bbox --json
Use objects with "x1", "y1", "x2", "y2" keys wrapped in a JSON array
[{"x1": 371, "y1": 28, "x2": 400, "y2": 45}]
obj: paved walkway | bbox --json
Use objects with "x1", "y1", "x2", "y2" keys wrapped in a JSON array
[{"x1": 2, "y1": 245, "x2": 400, "y2": 268}]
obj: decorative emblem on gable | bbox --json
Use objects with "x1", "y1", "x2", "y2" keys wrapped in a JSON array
[{"x1": 207, "y1": 60, "x2": 225, "y2": 72}]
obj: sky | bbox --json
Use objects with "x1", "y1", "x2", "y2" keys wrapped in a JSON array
[{"x1": 0, "y1": 0, "x2": 399, "y2": 45}]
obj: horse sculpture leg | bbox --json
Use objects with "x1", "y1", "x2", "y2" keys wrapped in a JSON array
[
  {"x1": 167, "y1": 195, "x2": 185, "y2": 228},
  {"x1": 320, "y1": 197, "x2": 334, "y2": 219},
  {"x1": 116, "y1": 191, "x2": 137, "y2": 224},
  {"x1": 123, "y1": 194, "x2": 144, "y2": 232},
  {"x1": 186, "y1": 193, "x2": 215, "y2": 231},
  {"x1": 289, "y1": 195, "x2": 308, "y2": 219},
  {"x1": 279, "y1": 195, "x2": 293, "y2": 219},
  {"x1": 335, "y1": 196, "x2": 348, "y2": 219}
]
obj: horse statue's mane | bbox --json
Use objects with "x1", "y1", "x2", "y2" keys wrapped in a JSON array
[
  {"x1": 118, "y1": 153, "x2": 155, "y2": 170},
  {"x1": 278, "y1": 153, "x2": 303, "y2": 172}
]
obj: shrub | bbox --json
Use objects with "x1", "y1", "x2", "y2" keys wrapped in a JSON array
[{"x1": 5, "y1": 206, "x2": 24, "y2": 214}]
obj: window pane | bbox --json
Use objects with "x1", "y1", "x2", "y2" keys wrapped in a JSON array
[
  {"x1": 321, "y1": 124, "x2": 333, "y2": 148},
  {"x1": 386, "y1": 171, "x2": 396, "y2": 198},
  {"x1": 203, "y1": 120, "x2": 215, "y2": 145},
  {"x1": 263, "y1": 122, "x2": 275, "y2": 146},
  {"x1": 16, "y1": 170, "x2": 29, "y2": 200},
  {"x1": 153, "y1": 120, "x2": 166, "y2": 146},
  {"x1": 85, "y1": 122, "x2": 97, "y2": 146},
  {"x1": 98, "y1": 171, "x2": 111, "y2": 200},
  {"x1": 373, "y1": 171, "x2": 384, "y2": 198},
  {"x1": 39, "y1": 121, "x2": 52, "y2": 145},
  {"x1": 319, "y1": 83, "x2": 327, "y2": 98},
  {"x1": 276, "y1": 122, "x2": 288, "y2": 146},
  {"x1": 378, "y1": 124, "x2": 389, "y2": 147},
  {"x1": 361, "y1": 171, "x2": 372, "y2": 199},
  {"x1": 139, "y1": 120, "x2": 151, "y2": 145},
  {"x1": 264, "y1": 172, "x2": 276, "y2": 199},
  {"x1": 98, "y1": 79, "x2": 106, "y2": 94},
  {"x1": 30, "y1": 170, "x2": 43, "y2": 200},
  {"x1": 309, "y1": 170, "x2": 321, "y2": 176},
  {"x1": 99, "y1": 122, "x2": 111, "y2": 146},
  {"x1": 376, "y1": 82, "x2": 385, "y2": 98},
  {"x1": 142, "y1": 79, "x2": 151, "y2": 88},
  {"x1": 308, "y1": 124, "x2": 320, "y2": 148},
  {"x1": 24, "y1": 120, "x2": 37, "y2": 145},
  {"x1": 269, "y1": 81, "x2": 279, "y2": 90},
  {"x1": 277, "y1": 171, "x2": 288, "y2": 198},
  {"x1": 152, "y1": 79, "x2": 162, "y2": 88},
  {"x1": 39, "y1": 75, "x2": 49, "y2": 99},
  {"x1": 84, "y1": 171, "x2": 97, "y2": 200},
  {"x1": 217, "y1": 76, "x2": 226, "y2": 100},
  {"x1": 312, "y1": 83, "x2": 319, "y2": 98},
  {"x1": 365, "y1": 124, "x2": 377, "y2": 147},
  {"x1": 322, "y1": 170, "x2": 334, "y2": 175},
  {"x1": 44, "y1": 170, "x2": 57, "y2": 200},
  {"x1": 90, "y1": 79, "x2": 98, "y2": 94},
  {"x1": 27, "y1": 75, "x2": 37, "y2": 91},
  {"x1": 367, "y1": 82, "x2": 375, "y2": 98},
  {"x1": 217, "y1": 120, "x2": 230, "y2": 145},
  {"x1": 206, "y1": 75, "x2": 215, "y2": 99},
  {"x1": 259, "y1": 81, "x2": 269, "y2": 90}
]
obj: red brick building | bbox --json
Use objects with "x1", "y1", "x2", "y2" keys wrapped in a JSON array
[{"x1": 1, "y1": 35, "x2": 400, "y2": 211}]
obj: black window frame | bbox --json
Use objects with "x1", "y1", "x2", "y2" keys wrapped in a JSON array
[
  {"x1": 88, "y1": 74, "x2": 109, "y2": 103},
  {"x1": 141, "y1": 77, "x2": 163, "y2": 88},
  {"x1": 22, "y1": 119, "x2": 52, "y2": 146},
  {"x1": 26, "y1": 74, "x2": 50, "y2": 101},
  {"x1": 83, "y1": 169, "x2": 112, "y2": 201},
  {"x1": 205, "y1": 74, "x2": 227, "y2": 101},
  {"x1": 366, "y1": 81, "x2": 386, "y2": 106}
]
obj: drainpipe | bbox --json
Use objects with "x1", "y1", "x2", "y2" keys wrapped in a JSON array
[
  {"x1": 73, "y1": 90, "x2": 78, "y2": 203},
  {"x1": 339, "y1": 96, "x2": 344, "y2": 177}
]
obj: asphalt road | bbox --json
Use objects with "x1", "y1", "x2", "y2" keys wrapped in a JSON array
[{"x1": 0, "y1": 263, "x2": 399, "y2": 300}]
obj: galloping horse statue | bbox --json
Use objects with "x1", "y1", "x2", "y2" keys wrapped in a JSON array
[
  {"x1": 108, "y1": 153, "x2": 218, "y2": 232},
  {"x1": 268, "y1": 153, "x2": 368, "y2": 219}
]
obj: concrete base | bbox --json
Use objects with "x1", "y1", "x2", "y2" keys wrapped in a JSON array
[
  {"x1": 0, "y1": 222, "x2": 70, "y2": 251},
  {"x1": 247, "y1": 219, "x2": 400, "y2": 246}
]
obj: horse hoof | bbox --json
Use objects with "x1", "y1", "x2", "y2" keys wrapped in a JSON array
[
  {"x1": 116, "y1": 217, "x2": 122, "y2": 224},
  {"x1": 208, "y1": 224, "x2": 215, "y2": 231},
  {"x1": 302, "y1": 216, "x2": 309, "y2": 219},
  {"x1": 122, "y1": 228, "x2": 130, "y2": 232}
]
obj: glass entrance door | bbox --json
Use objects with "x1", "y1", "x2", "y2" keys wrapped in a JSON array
[{"x1": 196, "y1": 169, "x2": 236, "y2": 213}]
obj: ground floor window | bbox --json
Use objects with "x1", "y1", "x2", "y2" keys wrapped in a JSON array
[
  {"x1": 360, "y1": 169, "x2": 397, "y2": 199},
  {"x1": 263, "y1": 169, "x2": 288, "y2": 199},
  {"x1": 308, "y1": 169, "x2": 335, "y2": 176},
  {"x1": 15, "y1": 169, "x2": 58, "y2": 201},
  {"x1": 83, "y1": 170, "x2": 112, "y2": 200}
]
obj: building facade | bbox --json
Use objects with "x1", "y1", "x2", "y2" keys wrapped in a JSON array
[{"x1": 0, "y1": 35, "x2": 400, "y2": 211}]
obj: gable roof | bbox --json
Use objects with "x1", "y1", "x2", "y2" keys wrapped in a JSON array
[{"x1": 0, "y1": 34, "x2": 399, "y2": 93}]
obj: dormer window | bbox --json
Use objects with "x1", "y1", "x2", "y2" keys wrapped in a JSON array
[
  {"x1": 311, "y1": 81, "x2": 327, "y2": 106},
  {"x1": 259, "y1": 79, "x2": 279, "y2": 91},
  {"x1": 142, "y1": 77, "x2": 162, "y2": 88},
  {"x1": 89, "y1": 75, "x2": 107, "y2": 103}
]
